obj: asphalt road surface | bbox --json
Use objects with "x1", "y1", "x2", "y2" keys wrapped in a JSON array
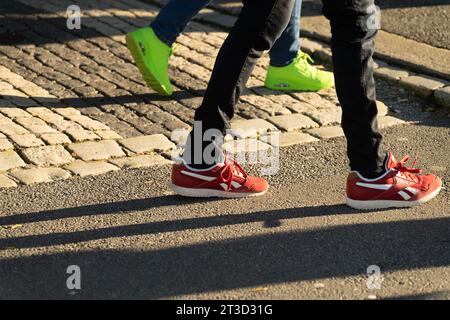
[
  {"x1": 302, "y1": 0, "x2": 450, "y2": 49},
  {"x1": 0, "y1": 82, "x2": 449, "y2": 299}
]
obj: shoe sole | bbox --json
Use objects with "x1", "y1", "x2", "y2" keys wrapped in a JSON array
[
  {"x1": 265, "y1": 82, "x2": 333, "y2": 92},
  {"x1": 346, "y1": 181, "x2": 442, "y2": 210},
  {"x1": 170, "y1": 183, "x2": 268, "y2": 198},
  {"x1": 265, "y1": 77, "x2": 334, "y2": 92},
  {"x1": 125, "y1": 33, "x2": 171, "y2": 96}
]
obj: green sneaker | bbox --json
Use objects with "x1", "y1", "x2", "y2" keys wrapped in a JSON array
[
  {"x1": 265, "y1": 51, "x2": 334, "y2": 92},
  {"x1": 126, "y1": 27, "x2": 173, "y2": 96}
]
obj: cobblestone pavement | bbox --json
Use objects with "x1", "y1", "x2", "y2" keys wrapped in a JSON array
[{"x1": 0, "y1": 0, "x2": 432, "y2": 188}]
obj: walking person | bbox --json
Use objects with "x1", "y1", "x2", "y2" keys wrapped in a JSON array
[
  {"x1": 126, "y1": 0, "x2": 334, "y2": 96},
  {"x1": 129, "y1": 0, "x2": 442, "y2": 209}
]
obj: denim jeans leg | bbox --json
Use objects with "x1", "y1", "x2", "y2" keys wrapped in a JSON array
[
  {"x1": 150, "y1": 0, "x2": 212, "y2": 47},
  {"x1": 268, "y1": 0, "x2": 302, "y2": 67},
  {"x1": 322, "y1": 0, "x2": 385, "y2": 177}
]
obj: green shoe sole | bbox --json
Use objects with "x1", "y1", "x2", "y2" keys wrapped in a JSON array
[
  {"x1": 264, "y1": 79, "x2": 334, "y2": 92},
  {"x1": 125, "y1": 32, "x2": 172, "y2": 96},
  {"x1": 264, "y1": 83, "x2": 324, "y2": 92}
]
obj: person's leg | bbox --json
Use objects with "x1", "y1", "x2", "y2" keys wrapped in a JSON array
[
  {"x1": 322, "y1": 0, "x2": 384, "y2": 178},
  {"x1": 269, "y1": 0, "x2": 301, "y2": 67},
  {"x1": 322, "y1": 0, "x2": 441, "y2": 209},
  {"x1": 194, "y1": 0, "x2": 295, "y2": 135},
  {"x1": 126, "y1": 0, "x2": 211, "y2": 95},
  {"x1": 172, "y1": 0, "x2": 295, "y2": 197},
  {"x1": 265, "y1": 0, "x2": 334, "y2": 91},
  {"x1": 151, "y1": 0, "x2": 212, "y2": 47}
]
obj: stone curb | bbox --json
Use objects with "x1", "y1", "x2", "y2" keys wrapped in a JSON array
[{"x1": 300, "y1": 37, "x2": 449, "y2": 109}]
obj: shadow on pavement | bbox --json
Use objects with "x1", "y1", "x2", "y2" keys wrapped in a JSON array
[
  {"x1": 388, "y1": 290, "x2": 450, "y2": 300},
  {"x1": 0, "y1": 203, "x2": 357, "y2": 248},
  {"x1": 0, "y1": 194, "x2": 220, "y2": 226},
  {"x1": 2, "y1": 90, "x2": 449, "y2": 130},
  {"x1": 0, "y1": 91, "x2": 201, "y2": 109},
  {"x1": 0, "y1": 215, "x2": 449, "y2": 298}
]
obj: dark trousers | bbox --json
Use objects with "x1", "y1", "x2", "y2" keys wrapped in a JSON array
[{"x1": 193, "y1": 0, "x2": 385, "y2": 176}]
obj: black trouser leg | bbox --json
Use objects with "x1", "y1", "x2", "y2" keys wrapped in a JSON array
[
  {"x1": 184, "y1": 0, "x2": 295, "y2": 167},
  {"x1": 322, "y1": 0, "x2": 385, "y2": 177},
  {"x1": 195, "y1": 0, "x2": 295, "y2": 132}
]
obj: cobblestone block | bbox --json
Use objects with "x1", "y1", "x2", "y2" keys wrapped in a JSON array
[
  {"x1": 230, "y1": 119, "x2": 278, "y2": 138},
  {"x1": 9, "y1": 134, "x2": 45, "y2": 148},
  {"x1": 67, "y1": 115, "x2": 110, "y2": 130},
  {"x1": 14, "y1": 116, "x2": 58, "y2": 134},
  {"x1": 14, "y1": 116, "x2": 46, "y2": 127},
  {"x1": 0, "y1": 107, "x2": 32, "y2": 118},
  {"x1": 170, "y1": 68, "x2": 206, "y2": 93},
  {"x1": 268, "y1": 114, "x2": 319, "y2": 131},
  {"x1": 377, "y1": 116, "x2": 406, "y2": 128},
  {"x1": 290, "y1": 92, "x2": 323, "y2": 105},
  {"x1": 40, "y1": 133, "x2": 72, "y2": 145},
  {"x1": 0, "y1": 150, "x2": 26, "y2": 171},
  {"x1": 377, "y1": 101, "x2": 389, "y2": 116},
  {"x1": 240, "y1": 90, "x2": 290, "y2": 115},
  {"x1": 0, "y1": 139, "x2": 14, "y2": 151},
  {"x1": 94, "y1": 130, "x2": 123, "y2": 140},
  {"x1": 0, "y1": 81, "x2": 14, "y2": 90},
  {"x1": 305, "y1": 108, "x2": 342, "y2": 126},
  {"x1": 0, "y1": 174, "x2": 17, "y2": 188},
  {"x1": 107, "y1": 121, "x2": 143, "y2": 138},
  {"x1": 236, "y1": 103, "x2": 271, "y2": 120},
  {"x1": 18, "y1": 82, "x2": 54, "y2": 97},
  {"x1": 251, "y1": 87, "x2": 302, "y2": 110},
  {"x1": 144, "y1": 111, "x2": 190, "y2": 131},
  {"x1": 109, "y1": 154, "x2": 172, "y2": 168},
  {"x1": 0, "y1": 114, "x2": 13, "y2": 124},
  {"x1": 79, "y1": 106, "x2": 105, "y2": 116},
  {"x1": 27, "y1": 107, "x2": 63, "y2": 120},
  {"x1": 21, "y1": 145, "x2": 73, "y2": 166},
  {"x1": 285, "y1": 101, "x2": 317, "y2": 114},
  {"x1": 65, "y1": 160, "x2": 119, "y2": 177},
  {"x1": 51, "y1": 119, "x2": 83, "y2": 131},
  {"x1": 64, "y1": 128, "x2": 100, "y2": 142},
  {"x1": 90, "y1": 113, "x2": 122, "y2": 125},
  {"x1": 308, "y1": 126, "x2": 345, "y2": 139},
  {"x1": 53, "y1": 107, "x2": 81, "y2": 117},
  {"x1": 68, "y1": 140, "x2": 125, "y2": 161},
  {"x1": 0, "y1": 122, "x2": 30, "y2": 136},
  {"x1": 9, "y1": 167, "x2": 71, "y2": 185},
  {"x1": 119, "y1": 134, "x2": 176, "y2": 153}
]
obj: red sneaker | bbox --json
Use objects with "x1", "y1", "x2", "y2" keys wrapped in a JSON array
[
  {"x1": 346, "y1": 152, "x2": 442, "y2": 210},
  {"x1": 170, "y1": 156, "x2": 269, "y2": 198}
]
